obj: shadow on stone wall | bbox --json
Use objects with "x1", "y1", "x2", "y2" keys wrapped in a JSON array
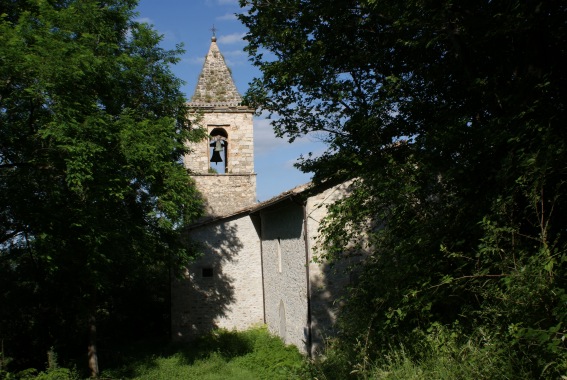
[
  {"x1": 171, "y1": 218, "x2": 243, "y2": 340},
  {"x1": 309, "y1": 255, "x2": 360, "y2": 356}
]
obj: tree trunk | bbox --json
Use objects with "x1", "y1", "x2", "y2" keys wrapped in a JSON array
[{"x1": 88, "y1": 315, "x2": 99, "y2": 378}]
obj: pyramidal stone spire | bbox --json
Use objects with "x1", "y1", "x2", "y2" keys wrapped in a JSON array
[{"x1": 190, "y1": 36, "x2": 243, "y2": 106}]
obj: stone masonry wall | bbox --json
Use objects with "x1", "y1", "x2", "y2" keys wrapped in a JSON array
[
  {"x1": 171, "y1": 214, "x2": 264, "y2": 341},
  {"x1": 184, "y1": 109, "x2": 256, "y2": 217},
  {"x1": 193, "y1": 174, "x2": 256, "y2": 216},
  {"x1": 306, "y1": 182, "x2": 355, "y2": 355},
  {"x1": 184, "y1": 110, "x2": 254, "y2": 175},
  {"x1": 260, "y1": 201, "x2": 309, "y2": 353}
]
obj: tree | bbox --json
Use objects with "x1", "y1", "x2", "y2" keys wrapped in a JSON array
[
  {"x1": 0, "y1": 0, "x2": 204, "y2": 375},
  {"x1": 239, "y1": 0, "x2": 567, "y2": 377}
]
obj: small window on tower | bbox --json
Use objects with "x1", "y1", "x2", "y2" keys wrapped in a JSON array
[{"x1": 202, "y1": 267, "x2": 214, "y2": 278}]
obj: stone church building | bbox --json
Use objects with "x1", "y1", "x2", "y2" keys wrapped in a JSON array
[{"x1": 171, "y1": 36, "x2": 353, "y2": 355}]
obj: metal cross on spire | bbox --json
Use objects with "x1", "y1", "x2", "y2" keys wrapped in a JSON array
[{"x1": 211, "y1": 24, "x2": 217, "y2": 37}]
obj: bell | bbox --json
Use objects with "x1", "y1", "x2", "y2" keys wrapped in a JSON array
[
  {"x1": 210, "y1": 150, "x2": 223, "y2": 164},
  {"x1": 209, "y1": 138, "x2": 224, "y2": 165}
]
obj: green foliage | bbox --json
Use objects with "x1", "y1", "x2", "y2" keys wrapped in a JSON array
[
  {"x1": 0, "y1": 348, "x2": 79, "y2": 380},
  {"x1": 309, "y1": 324, "x2": 529, "y2": 379},
  {"x1": 99, "y1": 327, "x2": 304, "y2": 380},
  {"x1": 366, "y1": 325, "x2": 524, "y2": 380},
  {"x1": 239, "y1": 0, "x2": 567, "y2": 378},
  {"x1": 1, "y1": 368, "x2": 79, "y2": 380},
  {"x1": 0, "y1": 328, "x2": 304, "y2": 379},
  {"x1": 0, "y1": 0, "x2": 204, "y2": 373}
]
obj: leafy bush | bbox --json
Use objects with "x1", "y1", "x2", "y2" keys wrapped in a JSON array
[
  {"x1": 0, "y1": 348, "x2": 79, "y2": 380},
  {"x1": 367, "y1": 325, "x2": 522, "y2": 380},
  {"x1": 309, "y1": 324, "x2": 533, "y2": 380}
]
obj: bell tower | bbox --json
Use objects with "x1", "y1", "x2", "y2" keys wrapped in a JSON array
[{"x1": 184, "y1": 35, "x2": 256, "y2": 216}]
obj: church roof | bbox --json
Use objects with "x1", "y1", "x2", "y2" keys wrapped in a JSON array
[
  {"x1": 189, "y1": 36, "x2": 243, "y2": 107},
  {"x1": 186, "y1": 182, "x2": 313, "y2": 230},
  {"x1": 186, "y1": 180, "x2": 353, "y2": 230}
]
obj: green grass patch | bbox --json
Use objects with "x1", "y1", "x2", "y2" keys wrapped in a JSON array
[{"x1": 100, "y1": 326, "x2": 304, "y2": 380}]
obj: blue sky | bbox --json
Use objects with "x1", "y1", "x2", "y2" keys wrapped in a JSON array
[{"x1": 135, "y1": 0, "x2": 327, "y2": 201}]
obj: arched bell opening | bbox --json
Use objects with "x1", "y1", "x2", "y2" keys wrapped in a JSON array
[{"x1": 209, "y1": 127, "x2": 228, "y2": 174}]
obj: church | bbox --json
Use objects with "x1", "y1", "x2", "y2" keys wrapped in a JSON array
[{"x1": 170, "y1": 35, "x2": 355, "y2": 356}]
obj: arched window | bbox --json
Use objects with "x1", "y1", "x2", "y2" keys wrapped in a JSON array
[{"x1": 209, "y1": 127, "x2": 228, "y2": 174}]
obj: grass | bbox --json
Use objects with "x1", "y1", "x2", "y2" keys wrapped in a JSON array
[
  {"x1": 99, "y1": 326, "x2": 305, "y2": 380},
  {"x1": 305, "y1": 324, "x2": 537, "y2": 380},
  {"x1": 10, "y1": 324, "x2": 542, "y2": 379}
]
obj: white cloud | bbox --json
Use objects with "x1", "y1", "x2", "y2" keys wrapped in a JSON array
[
  {"x1": 254, "y1": 117, "x2": 326, "y2": 153},
  {"x1": 255, "y1": 119, "x2": 329, "y2": 163},
  {"x1": 252, "y1": 114, "x2": 329, "y2": 200},
  {"x1": 223, "y1": 49, "x2": 247, "y2": 66},
  {"x1": 225, "y1": 58, "x2": 244, "y2": 67},
  {"x1": 134, "y1": 17, "x2": 154, "y2": 25},
  {"x1": 223, "y1": 49, "x2": 246, "y2": 58},
  {"x1": 216, "y1": 13, "x2": 238, "y2": 21},
  {"x1": 218, "y1": 32, "x2": 246, "y2": 45},
  {"x1": 254, "y1": 117, "x2": 286, "y2": 155},
  {"x1": 183, "y1": 56, "x2": 205, "y2": 65},
  {"x1": 162, "y1": 30, "x2": 179, "y2": 43}
]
